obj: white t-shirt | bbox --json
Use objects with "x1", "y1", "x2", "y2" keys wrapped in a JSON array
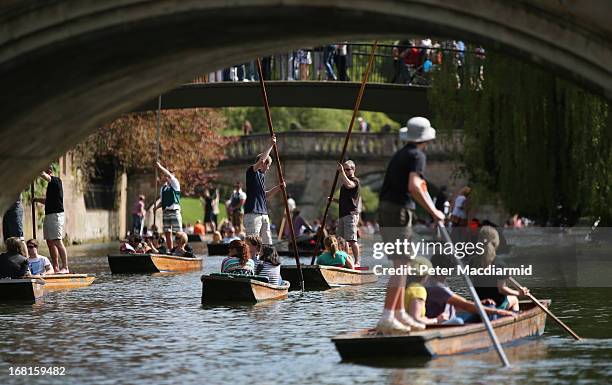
[
  {"x1": 160, "y1": 176, "x2": 181, "y2": 211},
  {"x1": 287, "y1": 198, "x2": 296, "y2": 212},
  {"x1": 28, "y1": 255, "x2": 52, "y2": 275},
  {"x1": 451, "y1": 195, "x2": 467, "y2": 219}
]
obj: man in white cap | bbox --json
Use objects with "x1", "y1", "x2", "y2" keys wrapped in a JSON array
[{"x1": 376, "y1": 116, "x2": 445, "y2": 334}]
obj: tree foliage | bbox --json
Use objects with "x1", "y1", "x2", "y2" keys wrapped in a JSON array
[
  {"x1": 74, "y1": 109, "x2": 236, "y2": 195},
  {"x1": 428, "y1": 49, "x2": 611, "y2": 225}
]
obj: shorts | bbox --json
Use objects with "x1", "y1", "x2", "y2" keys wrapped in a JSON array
[
  {"x1": 43, "y1": 212, "x2": 65, "y2": 240},
  {"x1": 163, "y1": 209, "x2": 183, "y2": 233},
  {"x1": 378, "y1": 200, "x2": 413, "y2": 260},
  {"x1": 337, "y1": 214, "x2": 359, "y2": 242},
  {"x1": 244, "y1": 213, "x2": 272, "y2": 245}
]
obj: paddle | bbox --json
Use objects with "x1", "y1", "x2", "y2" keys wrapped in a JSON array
[
  {"x1": 424, "y1": 187, "x2": 509, "y2": 366},
  {"x1": 310, "y1": 41, "x2": 379, "y2": 265},
  {"x1": 255, "y1": 58, "x2": 304, "y2": 291},
  {"x1": 508, "y1": 276, "x2": 582, "y2": 340},
  {"x1": 30, "y1": 182, "x2": 37, "y2": 239},
  {"x1": 153, "y1": 95, "x2": 162, "y2": 229}
]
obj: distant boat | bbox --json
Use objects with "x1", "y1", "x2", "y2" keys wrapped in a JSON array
[
  {"x1": 0, "y1": 278, "x2": 45, "y2": 302},
  {"x1": 42, "y1": 274, "x2": 96, "y2": 290},
  {"x1": 188, "y1": 234, "x2": 204, "y2": 243},
  {"x1": 201, "y1": 273, "x2": 290, "y2": 303},
  {"x1": 107, "y1": 254, "x2": 203, "y2": 274},
  {"x1": 280, "y1": 265, "x2": 378, "y2": 291},
  {"x1": 332, "y1": 300, "x2": 549, "y2": 360}
]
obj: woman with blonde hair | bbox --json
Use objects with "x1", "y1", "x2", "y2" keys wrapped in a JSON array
[
  {"x1": 315, "y1": 235, "x2": 353, "y2": 269},
  {"x1": 470, "y1": 226, "x2": 529, "y2": 312}
]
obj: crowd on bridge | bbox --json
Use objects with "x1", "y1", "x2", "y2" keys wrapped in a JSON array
[{"x1": 198, "y1": 39, "x2": 480, "y2": 86}]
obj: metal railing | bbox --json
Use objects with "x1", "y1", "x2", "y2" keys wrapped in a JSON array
[
  {"x1": 192, "y1": 41, "x2": 484, "y2": 86},
  {"x1": 221, "y1": 130, "x2": 462, "y2": 164}
]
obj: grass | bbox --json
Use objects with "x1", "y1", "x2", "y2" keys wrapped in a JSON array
[{"x1": 181, "y1": 197, "x2": 227, "y2": 226}]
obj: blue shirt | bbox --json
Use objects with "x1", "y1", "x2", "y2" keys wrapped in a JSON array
[
  {"x1": 244, "y1": 166, "x2": 267, "y2": 215},
  {"x1": 316, "y1": 251, "x2": 350, "y2": 267}
]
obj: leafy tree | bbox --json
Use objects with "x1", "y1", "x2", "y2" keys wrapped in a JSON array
[{"x1": 74, "y1": 109, "x2": 236, "y2": 195}]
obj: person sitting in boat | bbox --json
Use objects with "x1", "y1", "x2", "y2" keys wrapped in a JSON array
[
  {"x1": 221, "y1": 240, "x2": 254, "y2": 275},
  {"x1": 222, "y1": 226, "x2": 240, "y2": 244},
  {"x1": 336, "y1": 236, "x2": 349, "y2": 254},
  {"x1": 144, "y1": 232, "x2": 168, "y2": 254},
  {"x1": 470, "y1": 226, "x2": 529, "y2": 312},
  {"x1": 25, "y1": 239, "x2": 54, "y2": 275},
  {"x1": 425, "y1": 254, "x2": 514, "y2": 324},
  {"x1": 0, "y1": 237, "x2": 34, "y2": 279},
  {"x1": 120, "y1": 235, "x2": 147, "y2": 254},
  {"x1": 404, "y1": 256, "x2": 448, "y2": 326},
  {"x1": 210, "y1": 231, "x2": 223, "y2": 244},
  {"x1": 255, "y1": 245, "x2": 282, "y2": 285},
  {"x1": 171, "y1": 232, "x2": 194, "y2": 258},
  {"x1": 316, "y1": 235, "x2": 354, "y2": 269},
  {"x1": 245, "y1": 235, "x2": 262, "y2": 262},
  {"x1": 283, "y1": 209, "x2": 312, "y2": 239}
]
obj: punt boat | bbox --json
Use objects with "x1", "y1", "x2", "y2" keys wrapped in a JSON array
[
  {"x1": 42, "y1": 274, "x2": 96, "y2": 290},
  {"x1": 107, "y1": 254, "x2": 203, "y2": 273},
  {"x1": 188, "y1": 234, "x2": 204, "y2": 243},
  {"x1": 0, "y1": 278, "x2": 45, "y2": 302},
  {"x1": 201, "y1": 273, "x2": 290, "y2": 303},
  {"x1": 280, "y1": 265, "x2": 378, "y2": 291},
  {"x1": 332, "y1": 300, "x2": 549, "y2": 359}
]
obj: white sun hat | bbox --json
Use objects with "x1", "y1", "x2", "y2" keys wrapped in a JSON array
[{"x1": 399, "y1": 117, "x2": 436, "y2": 143}]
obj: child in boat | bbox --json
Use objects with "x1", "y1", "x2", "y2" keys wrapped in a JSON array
[
  {"x1": 221, "y1": 239, "x2": 254, "y2": 275},
  {"x1": 255, "y1": 246, "x2": 282, "y2": 285},
  {"x1": 211, "y1": 231, "x2": 223, "y2": 244},
  {"x1": 425, "y1": 253, "x2": 515, "y2": 324},
  {"x1": 245, "y1": 235, "x2": 262, "y2": 262},
  {"x1": 470, "y1": 226, "x2": 529, "y2": 312},
  {"x1": 171, "y1": 232, "x2": 194, "y2": 258},
  {"x1": 404, "y1": 256, "x2": 448, "y2": 326},
  {"x1": 316, "y1": 235, "x2": 354, "y2": 269},
  {"x1": 145, "y1": 232, "x2": 168, "y2": 254},
  {"x1": 25, "y1": 239, "x2": 54, "y2": 275},
  {"x1": 120, "y1": 234, "x2": 146, "y2": 254}
]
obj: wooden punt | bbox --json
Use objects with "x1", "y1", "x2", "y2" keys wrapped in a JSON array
[
  {"x1": 42, "y1": 274, "x2": 96, "y2": 290},
  {"x1": 332, "y1": 300, "x2": 549, "y2": 359},
  {"x1": 107, "y1": 254, "x2": 203, "y2": 274},
  {"x1": 280, "y1": 264, "x2": 378, "y2": 291},
  {"x1": 188, "y1": 234, "x2": 204, "y2": 243},
  {"x1": 206, "y1": 243, "x2": 229, "y2": 256},
  {"x1": 201, "y1": 273, "x2": 290, "y2": 303},
  {"x1": 277, "y1": 249, "x2": 315, "y2": 257},
  {"x1": 0, "y1": 279, "x2": 45, "y2": 302}
]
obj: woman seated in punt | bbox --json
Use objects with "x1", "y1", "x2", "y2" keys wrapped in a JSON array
[
  {"x1": 315, "y1": 235, "x2": 354, "y2": 269},
  {"x1": 0, "y1": 237, "x2": 36, "y2": 279},
  {"x1": 171, "y1": 232, "x2": 194, "y2": 258},
  {"x1": 470, "y1": 226, "x2": 529, "y2": 312},
  {"x1": 255, "y1": 246, "x2": 282, "y2": 285},
  {"x1": 404, "y1": 256, "x2": 449, "y2": 327},
  {"x1": 425, "y1": 254, "x2": 514, "y2": 324},
  {"x1": 221, "y1": 240, "x2": 254, "y2": 275},
  {"x1": 245, "y1": 235, "x2": 262, "y2": 262},
  {"x1": 210, "y1": 231, "x2": 223, "y2": 244}
]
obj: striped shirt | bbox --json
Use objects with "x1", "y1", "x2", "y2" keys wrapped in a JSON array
[
  {"x1": 221, "y1": 257, "x2": 254, "y2": 275},
  {"x1": 256, "y1": 261, "x2": 281, "y2": 285}
]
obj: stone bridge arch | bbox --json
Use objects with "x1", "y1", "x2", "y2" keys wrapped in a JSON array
[{"x1": 1, "y1": 0, "x2": 611, "y2": 210}]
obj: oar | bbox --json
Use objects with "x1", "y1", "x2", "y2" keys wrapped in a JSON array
[
  {"x1": 423, "y1": 189, "x2": 510, "y2": 367},
  {"x1": 255, "y1": 58, "x2": 304, "y2": 291},
  {"x1": 153, "y1": 95, "x2": 162, "y2": 229},
  {"x1": 508, "y1": 276, "x2": 582, "y2": 340},
  {"x1": 310, "y1": 41, "x2": 379, "y2": 265},
  {"x1": 30, "y1": 182, "x2": 37, "y2": 239}
]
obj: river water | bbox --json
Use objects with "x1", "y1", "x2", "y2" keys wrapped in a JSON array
[{"x1": 1, "y1": 231, "x2": 611, "y2": 385}]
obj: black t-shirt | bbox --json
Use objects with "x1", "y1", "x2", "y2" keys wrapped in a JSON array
[
  {"x1": 472, "y1": 259, "x2": 508, "y2": 307},
  {"x1": 244, "y1": 166, "x2": 267, "y2": 215},
  {"x1": 45, "y1": 176, "x2": 64, "y2": 215},
  {"x1": 0, "y1": 252, "x2": 29, "y2": 279},
  {"x1": 435, "y1": 190, "x2": 448, "y2": 211},
  {"x1": 339, "y1": 177, "x2": 360, "y2": 217},
  {"x1": 379, "y1": 144, "x2": 426, "y2": 209}
]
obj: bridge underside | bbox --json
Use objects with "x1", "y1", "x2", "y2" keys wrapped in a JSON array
[
  {"x1": 1, "y1": 0, "x2": 611, "y2": 211},
  {"x1": 135, "y1": 82, "x2": 428, "y2": 115}
]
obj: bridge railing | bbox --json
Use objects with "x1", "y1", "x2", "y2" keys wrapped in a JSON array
[
  {"x1": 221, "y1": 131, "x2": 462, "y2": 164},
  {"x1": 192, "y1": 41, "x2": 484, "y2": 86}
]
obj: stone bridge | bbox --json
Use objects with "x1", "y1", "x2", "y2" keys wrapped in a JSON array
[{"x1": 215, "y1": 131, "x2": 465, "y2": 222}]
